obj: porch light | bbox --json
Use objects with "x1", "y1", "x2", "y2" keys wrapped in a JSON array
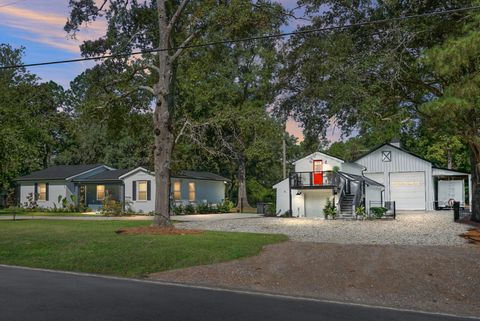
[{"x1": 296, "y1": 191, "x2": 302, "y2": 196}]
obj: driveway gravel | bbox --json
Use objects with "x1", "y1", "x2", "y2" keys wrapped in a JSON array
[
  {"x1": 176, "y1": 211, "x2": 472, "y2": 246},
  {"x1": 151, "y1": 241, "x2": 480, "y2": 318}
]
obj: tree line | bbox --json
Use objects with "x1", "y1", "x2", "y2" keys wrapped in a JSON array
[{"x1": 0, "y1": 0, "x2": 478, "y2": 222}]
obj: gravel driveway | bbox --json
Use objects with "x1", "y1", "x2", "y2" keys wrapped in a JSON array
[
  {"x1": 151, "y1": 242, "x2": 480, "y2": 318},
  {"x1": 177, "y1": 211, "x2": 473, "y2": 246}
]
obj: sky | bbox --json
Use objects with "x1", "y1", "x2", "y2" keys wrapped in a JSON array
[{"x1": 0, "y1": 0, "x2": 343, "y2": 143}]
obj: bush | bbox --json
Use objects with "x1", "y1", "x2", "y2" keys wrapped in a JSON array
[
  {"x1": 217, "y1": 200, "x2": 234, "y2": 213},
  {"x1": 370, "y1": 207, "x2": 388, "y2": 219},
  {"x1": 323, "y1": 198, "x2": 337, "y2": 219},
  {"x1": 184, "y1": 204, "x2": 196, "y2": 215},
  {"x1": 196, "y1": 203, "x2": 211, "y2": 214},
  {"x1": 172, "y1": 204, "x2": 184, "y2": 215},
  {"x1": 100, "y1": 194, "x2": 125, "y2": 216},
  {"x1": 355, "y1": 206, "x2": 366, "y2": 218}
]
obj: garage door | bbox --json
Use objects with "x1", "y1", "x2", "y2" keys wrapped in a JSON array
[{"x1": 390, "y1": 172, "x2": 426, "y2": 210}]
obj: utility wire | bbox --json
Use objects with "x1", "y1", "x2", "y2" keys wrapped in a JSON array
[
  {"x1": 2, "y1": 5, "x2": 480, "y2": 70},
  {"x1": 0, "y1": 0, "x2": 25, "y2": 8}
]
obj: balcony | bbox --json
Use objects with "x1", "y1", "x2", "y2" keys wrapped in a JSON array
[{"x1": 290, "y1": 171, "x2": 338, "y2": 189}]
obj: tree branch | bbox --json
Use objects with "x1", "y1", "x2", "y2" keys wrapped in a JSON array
[
  {"x1": 139, "y1": 85, "x2": 155, "y2": 95},
  {"x1": 167, "y1": 0, "x2": 190, "y2": 37},
  {"x1": 170, "y1": 30, "x2": 198, "y2": 62}
]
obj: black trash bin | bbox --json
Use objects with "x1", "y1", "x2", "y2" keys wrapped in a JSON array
[
  {"x1": 453, "y1": 201, "x2": 460, "y2": 221},
  {"x1": 257, "y1": 202, "x2": 266, "y2": 214}
]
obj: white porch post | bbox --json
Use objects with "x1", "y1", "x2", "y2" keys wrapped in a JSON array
[{"x1": 468, "y1": 174, "x2": 472, "y2": 212}]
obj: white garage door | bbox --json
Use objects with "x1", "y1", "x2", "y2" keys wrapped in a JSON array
[{"x1": 390, "y1": 172, "x2": 426, "y2": 210}]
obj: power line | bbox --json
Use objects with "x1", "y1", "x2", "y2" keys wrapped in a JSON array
[
  {"x1": 0, "y1": 0, "x2": 25, "y2": 8},
  {"x1": 2, "y1": 5, "x2": 480, "y2": 70}
]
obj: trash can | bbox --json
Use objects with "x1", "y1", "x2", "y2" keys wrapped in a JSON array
[
  {"x1": 453, "y1": 201, "x2": 460, "y2": 221},
  {"x1": 257, "y1": 202, "x2": 266, "y2": 214}
]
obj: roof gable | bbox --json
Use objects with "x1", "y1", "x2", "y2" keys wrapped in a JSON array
[
  {"x1": 353, "y1": 143, "x2": 432, "y2": 165},
  {"x1": 15, "y1": 165, "x2": 107, "y2": 181},
  {"x1": 294, "y1": 151, "x2": 345, "y2": 165}
]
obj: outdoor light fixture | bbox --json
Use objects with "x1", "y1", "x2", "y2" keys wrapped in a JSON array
[{"x1": 296, "y1": 191, "x2": 302, "y2": 195}]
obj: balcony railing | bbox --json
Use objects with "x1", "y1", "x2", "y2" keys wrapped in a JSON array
[{"x1": 290, "y1": 171, "x2": 338, "y2": 189}]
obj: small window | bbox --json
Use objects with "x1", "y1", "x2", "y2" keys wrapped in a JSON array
[
  {"x1": 38, "y1": 183, "x2": 47, "y2": 201},
  {"x1": 96, "y1": 185, "x2": 105, "y2": 201},
  {"x1": 382, "y1": 151, "x2": 391, "y2": 162},
  {"x1": 173, "y1": 181, "x2": 181, "y2": 200},
  {"x1": 188, "y1": 182, "x2": 196, "y2": 202},
  {"x1": 137, "y1": 181, "x2": 148, "y2": 201}
]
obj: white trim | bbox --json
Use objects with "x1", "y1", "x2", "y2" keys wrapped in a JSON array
[
  {"x1": 0, "y1": 264, "x2": 478, "y2": 320},
  {"x1": 119, "y1": 167, "x2": 154, "y2": 180},
  {"x1": 293, "y1": 152, "x2": 345, "y2": 165},
  {"x1": 65, "y1": 165, "x2": 115, "y2": 181}
]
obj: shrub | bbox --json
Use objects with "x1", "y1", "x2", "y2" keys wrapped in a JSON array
[
  {"x1": 217, "y1": 199, "x2": 234, "y2": 213},
  {"x1": 100, "y1": 194, "x2": 124, "y2": 216},
  {"x1": 323, "y1": 198, "x2": 336, "y2": 219},
  {"x1": 196, "y1": 203, "x2": 211, "y2": 214},
  {"x1": 355, "y1": 206, "x2": 366, "y2": 218},
  {"x1": 184, "y1": 204, "x2": 196, "y2": 215},
  {"x1": 370, "y1": 207, "x2": 388, "y2": 219},
  {"x1": 172, "y1": 204, "x2": 184, "y2": 215}
]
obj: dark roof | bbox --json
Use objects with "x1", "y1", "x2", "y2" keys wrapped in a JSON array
[
  {"x1": 173, "y1": 170, "x2": 230, "y2": 182},
  {"x1": 339, "y1": 172, "x2": 385, "y2": 188},
  {"x1": 72, "y1": 169, "x2": 131, "y2": 182},
  {"x1": 15, "y1": 165, "x2": 104, "y2": 181}
]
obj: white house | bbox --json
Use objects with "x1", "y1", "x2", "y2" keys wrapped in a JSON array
[
  {"x1": 16, "y1": 165, "x2": 229, "y2": 213},
  {"x1": 354, "y1": 142, "x2": 471, "y2": 211},
  {"x1": 273, "y1": 152, "x2": 384, "y2": 217}
]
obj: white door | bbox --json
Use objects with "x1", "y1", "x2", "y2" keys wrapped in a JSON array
[
  {"x1": 390, "y1": 172, "x2": 426, "y2": 210},
  {"x1": 304, "y1": 190, "x2": 330, "y2": 217},
  {"x1": 437, "y1": 180, "x2": 464, "y2": 207}
]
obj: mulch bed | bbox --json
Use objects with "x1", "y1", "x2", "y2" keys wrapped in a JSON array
[
  {"x1": 460, "y1": 228, "x2": 480, "y2": 244},
  {"x1": 115, "y1": 226, "x2": 203, "y2": 235}
]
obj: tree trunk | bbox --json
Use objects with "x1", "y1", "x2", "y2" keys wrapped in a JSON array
[
  {"x1": 236, "y1": 158, "x2": 251, "y2": 211},
  {"x1": 152, "y1": 0, "x2": 173, "y2": 227},
  {"x1": 469, "y1": 142, "x2": 480, "y2": 222}
]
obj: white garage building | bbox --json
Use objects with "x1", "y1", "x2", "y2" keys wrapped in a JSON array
[{"x1": 354, "y1": 142, "x2": 471, "y2": 211}]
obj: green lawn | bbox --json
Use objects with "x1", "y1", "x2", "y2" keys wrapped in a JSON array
[
  {"x1": 0, "y1": 220, "x2": 287, "y2": 277},
  {"x1": 0, "y1": 210, "x2": 87, "y2": 217}
]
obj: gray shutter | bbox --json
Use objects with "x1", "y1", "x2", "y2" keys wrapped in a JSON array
[
  {"x1": 34, "y1": 183, "x2": 38, "y2": 201},
  {"x1": 147, "y1": 180, "x2": 151, "y2": 201},
  {"x1": 45, "y1": 183, "x2": 49, "y2": 201},
  {"x1": 132, "y1": 181, "x2": 136, "y2": 201}
]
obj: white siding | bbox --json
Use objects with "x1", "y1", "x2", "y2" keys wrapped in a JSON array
[
  {"x1": 19, "y1": 181, "x2": 69, "y2": 209},
  {"x1": 294, "y1": 152, "x2": 343, "y2": 172},
  {"x1": 123, "y1": 170, "x2": 156, "y2": 213},
  {"x1": 355, "y1": 145, "x2": 434, "y2": 210}
]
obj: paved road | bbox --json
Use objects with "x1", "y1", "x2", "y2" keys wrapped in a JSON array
[{"x1": 0, "y1": 266, "x2": 476, "y2": 321}]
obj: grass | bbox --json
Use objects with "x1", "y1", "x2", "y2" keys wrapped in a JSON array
[
  {"x1": 0, "y1": 210, "x2": 87, "y2": 217},
  {"x1": 0, "y1": 220, "x2": 287, "y2": 277}
]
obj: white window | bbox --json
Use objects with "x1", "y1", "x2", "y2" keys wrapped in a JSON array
[
  {"x1": 188, "y1": 182, "x2": 196, "y2": 202},
  {"x1": 137, "y1": 181, "x2": 148, "y2": 201},
  {"x1": 38, "y1": 183, "x2": 47, "y2": 201},
  {"x1": 96, "y1": 185, "x2": 105, "y2": 201},
  {"x1": 173, "y1": 181, "x2": 181, "y2": 200}
]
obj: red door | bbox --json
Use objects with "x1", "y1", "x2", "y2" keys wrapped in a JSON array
[{"x1": 313, "y1": 160, "x2": 323, "y2": 185}]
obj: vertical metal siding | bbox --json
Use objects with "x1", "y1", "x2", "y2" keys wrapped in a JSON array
[{"x1": 355, "y1": 146, "x2": 434, "y2": 210}]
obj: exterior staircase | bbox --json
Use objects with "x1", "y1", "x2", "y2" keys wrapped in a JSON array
[{"x1": 338, "y1": 194, "x2": 355, "y2": 219}]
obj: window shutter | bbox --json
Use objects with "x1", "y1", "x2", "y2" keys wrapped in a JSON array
[
  {"x1": 132, "y1": 181, "x2": 136, "y2": 201},
  {"x1": 34, "y1": 183, "x2": 38, "y2": 201},
  {"x1": 46, "y1": 183, "x2": 49, "y2": 201},
  {"x1": 147, "y1": 180, "x2": 151, "y2": 201}
]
